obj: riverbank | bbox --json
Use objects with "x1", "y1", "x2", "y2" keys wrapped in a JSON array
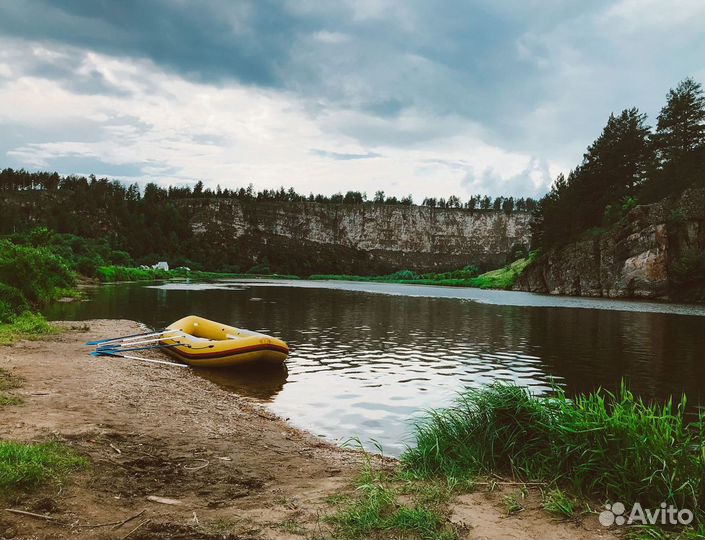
[
  {"x1": 0, "y1": 320, "x2": 612, "y2": 539},
  {"x1": 309, "y1": 254, "x2": 536, "y2": 291}
]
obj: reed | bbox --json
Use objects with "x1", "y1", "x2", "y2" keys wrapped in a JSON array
[{"x1": 401, "y1": 383, "x2": 704, "y2": 524}]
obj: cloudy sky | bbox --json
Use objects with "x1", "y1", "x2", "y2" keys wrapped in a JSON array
[{"x1": 0, "y1": 1, "x2": 703, "y2": 200}]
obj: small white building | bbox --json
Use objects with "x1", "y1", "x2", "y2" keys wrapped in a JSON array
[{"x1": 152, "y1": 261, "x2": 169, "y2": 271}]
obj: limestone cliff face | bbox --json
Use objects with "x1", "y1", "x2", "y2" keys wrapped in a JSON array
[
  {"x1": 514, "y1": 188, "x2": 705, "y2": 302},
  {"x1": 180, "y1": 199, "x2": 532, "y2": 273}
]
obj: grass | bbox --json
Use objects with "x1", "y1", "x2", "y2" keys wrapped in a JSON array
[
  {"x1": 0, "y1": 312, "x2": 58, "y2": 346},
  {"x1": 310, "y1": 253, "x2": 537, "y2": 290},
  {"x1": 401, "y1": 382, "x2": 705, "y2": 528},
  {"x1": 327, "y1": 447, "x2": 459, "y2": 539},
  {"x1": 0, "y1": 441, "x2": 87, "y2": 493},
  {"x1": 0, "y1": 367, "x2": 23, "y2": 406},
  {"x1": 542, "y1": 488, "x2": 576, "y2": 519},
  {"x1": 503, "y1": 492, "x2": 525, "y2": 516},
  {"x1": 467, "y1": 253, "x2": 537, "y2": 289}
]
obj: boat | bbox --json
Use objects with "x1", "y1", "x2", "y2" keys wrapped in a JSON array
[{"x1": 159, "y1": 315, "x2": 289, "y2": 367}]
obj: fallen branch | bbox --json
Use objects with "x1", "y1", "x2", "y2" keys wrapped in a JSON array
[
  {"x1": 121, "y1": 518, "x2": 151, "y2": 540},
  {"x1": 4, "y1": 508, "x2": 58, "y2": 521},
  {"x1": 109, "y1": 443, "x2": 122, "y2": 454},
  {"x1": 146, "y1": 495, "x2": 183, "y2": 506},
  {"x1": 111, "y1": 509, "x2": 146, "y2": 530}
]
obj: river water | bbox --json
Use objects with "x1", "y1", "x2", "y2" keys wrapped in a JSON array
[{"x1": 44, "y1": 279, "x2": 705, "y2": 456}]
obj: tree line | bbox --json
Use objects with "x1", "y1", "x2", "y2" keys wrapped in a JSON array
[
  {"x1": 0, "y1": 169, "x2": 535, "y2": 215},
  {"x1": 531, "y1": 77, "x2": 705, "y2": 249}
]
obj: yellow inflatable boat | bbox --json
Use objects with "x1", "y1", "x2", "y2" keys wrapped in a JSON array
[{"x1": 160, "y1": 315, "x2": 289, "y2": 367}]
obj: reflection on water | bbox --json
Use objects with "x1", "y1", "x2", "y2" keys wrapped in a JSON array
[
  {"x1": 196, "y1": 364, "x2": 288, "y2": 400},
  {"x1": 45, "y1": 280, "x2": 705, "y2": 456}
]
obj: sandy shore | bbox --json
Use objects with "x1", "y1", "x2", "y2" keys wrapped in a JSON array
[{"x1": 0, "y1": 320, "x2": 613, "y2": 539}]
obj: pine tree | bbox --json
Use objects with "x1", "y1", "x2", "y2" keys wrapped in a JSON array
[{"x1": 655, "y1": 77, "x2": 705, "y2": 165}]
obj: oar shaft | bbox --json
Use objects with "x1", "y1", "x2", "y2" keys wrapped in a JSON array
[
  {"x1": 92, "y1": 351, "x2": 188, "y2": 368},
  {"x1": 86, "y1": 328, "x2": 181, "y2": 346},
  {"x1": 96, "y1": 333, "x2": 187, "y2": 349}
]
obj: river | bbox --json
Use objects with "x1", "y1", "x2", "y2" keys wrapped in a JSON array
[{"x1": 44, "y1": 279, "x2": 705, "y2": 456}]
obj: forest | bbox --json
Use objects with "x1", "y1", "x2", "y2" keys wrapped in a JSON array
[{"x1": 531, "y1": 77, "x2": 705, "y2": 249}]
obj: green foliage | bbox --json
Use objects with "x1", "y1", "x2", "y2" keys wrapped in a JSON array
[
  {"x1": 0, "y1": 441, "x2": 87, "y2": 493},
  {"x1": 503, "y1": 493, "x2": 524, "y2": 516},
  {"x1": 671, "y1": 247, "x2": 705, "y2": 284},
  {"x1": 96, "y1": 265, "x2": 174, "y2": 282},
  {"x1": 621, "y1": 195, "x2": 638, "y2": 214},
  {"x1": 0, "y1": 239, "x2": 75, "y2": 306},
  {"x1": 0, "y1": 283, "x2": 29, "y2": 323},
  {"x1": 0, "y1": 312, "x2": 57, "y2": 346},
  {"x1": 386, "y1": 269, "x2": 420, "y2": 280},
  {"x1": 468, "y1": 255, "x2": 535, "y2": 289},
  {"x1": 542, "y1": 488, "x2": 576, "y2": 518},
  {"x1": 327, "y1": 455, "x2": 458, "y2": 540},
  {"x1": 0, "y1": 236, "x2": 76, "y2": 325},
  {"x1": 401, "y1": 383, "x2": 705, "y2": 526},
  {"x1": 309, "y1": 259, "x2": 532, "y2": 290}
]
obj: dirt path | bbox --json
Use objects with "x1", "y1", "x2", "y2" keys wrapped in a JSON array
[{"x1": 0, "y1": 320, "x2": 615, "y2": 539}]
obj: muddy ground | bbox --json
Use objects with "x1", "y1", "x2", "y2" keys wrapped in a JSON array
[{"x1": 0, "y1": 320, "x2": 615, "y2": 539}]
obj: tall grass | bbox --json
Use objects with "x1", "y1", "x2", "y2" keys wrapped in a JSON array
[{"x1": 402, "y1": 383, "x2": 705, "y2": 524}]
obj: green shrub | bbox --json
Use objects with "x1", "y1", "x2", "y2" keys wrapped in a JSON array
[
  {"x1": 96, "y1": 265, "x2": 172, "y2": 282},
  {"x1": 386, "y1": 269, "x2": 419, "y2": 280},
  {"x1": 109, "y1": 250, "x2": 132, "y2": 266},
  {"x1": 0, "y1": 239, "x2": 75, "y2": 305},
  {"x1": 0, "y1": 284, "x2": 28, "y2": 323}
]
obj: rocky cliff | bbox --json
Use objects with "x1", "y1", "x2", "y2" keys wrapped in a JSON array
[
  {"x1": 180, "y1": 199, "x2": 532, "y2": 274},
  {"x1": 514, "y1": 188, "x2": 705, "y2": 302}
]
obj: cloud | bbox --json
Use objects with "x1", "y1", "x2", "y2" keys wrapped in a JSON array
[
  {"x1": 310, "y1": 149, "x2": 382, "y2": 160},
  {"x1": 0, "y1": 1, "x2": 702, "y2": 201}
]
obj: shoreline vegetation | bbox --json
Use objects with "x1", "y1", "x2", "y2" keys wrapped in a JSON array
[
  {"x1": 310, "y1": 252, "x2": 537, "y2": 290},
  {"x1": 93, "y1": 253, "x2": 536, "y2": 290}
]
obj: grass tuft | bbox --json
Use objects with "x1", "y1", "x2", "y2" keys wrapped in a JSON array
[
  {"x1": 401, "y1": 382, "x2": 705, "y2": 526},
  {"x1": 542, "y1": 488, "x2": 576, "y2": 518},
  {"x1": 0, "y1": 441, "x2": 87, "y2": 493},
  {"x1": 327, "y1": 451, "x2": 458, "y2": 539},
  {"x1": 0, "y1": 312, "x2": 58, "y2": 346},
  {"x1": 0, "y1": 367, "x2": 23, "y2": 406}
]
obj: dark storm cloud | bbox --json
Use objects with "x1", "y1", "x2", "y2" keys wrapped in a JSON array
[{"x1": 0, "y1": 0, "x2": 302, "y2": 86}]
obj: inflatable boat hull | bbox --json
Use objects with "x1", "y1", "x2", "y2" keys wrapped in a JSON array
[{"x1": 161, "y1": 315, "x2": 289, "y2": 367}]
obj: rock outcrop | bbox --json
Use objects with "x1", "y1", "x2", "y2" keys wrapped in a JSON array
[
  {"x1": 514, "y1": 188, "x2": 705, "y2": 302},
  {"x1": 180, "y1": 199, "x2": 532, "y2": 274}
]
